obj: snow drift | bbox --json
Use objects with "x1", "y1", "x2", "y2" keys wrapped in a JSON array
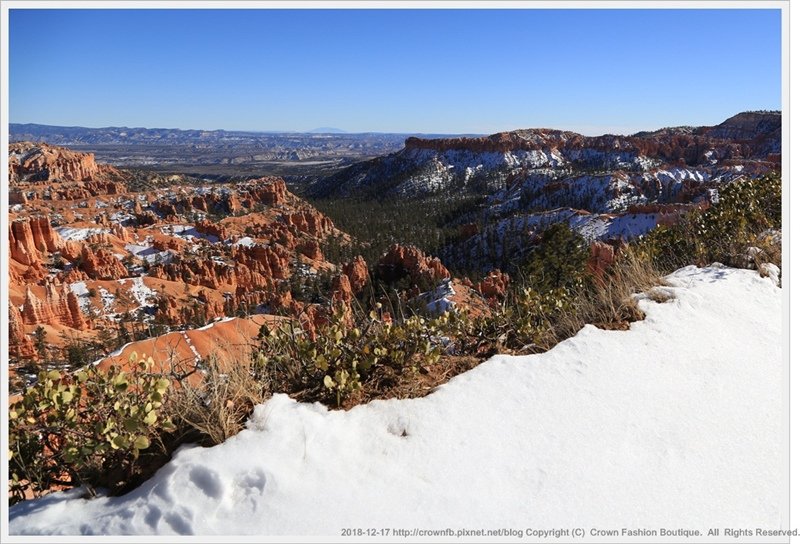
[{"x1": 8, "y1": 265, "x2": 783, "y2": 535}]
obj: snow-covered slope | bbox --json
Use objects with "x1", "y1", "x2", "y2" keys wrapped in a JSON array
[
  {"x1": 310, "y1": 112, "x2": 780, "y2": 200},
  {"x1": 8, "y1": 266, "x2": 783, "y2": 535}
]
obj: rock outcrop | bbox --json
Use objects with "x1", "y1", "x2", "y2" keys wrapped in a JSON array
[
  {"x1": 238, "y1": 177, "x2": 287, "y2": 207},
  {"x1": 377, "y1": 245, "x2": 450, "y2": 287},
  {"x1": 22, "y1": 283, "x2": 88, "y2": 330},
  {"x1": 9, "y1": 303, "x2": 36, "y2": 359},
  {"x1": 78, "y1": 246, "x2": 128, "y2": 280},
  {"x1": 311, "y1": 111, "x2": 780, "y2": 200},
  {"x1": 9, "y1": 216, "x2": 62, "y2": 266},
  {"x1": 477, "y1": 269, "x2": 511, "y2": 300},
  {"x1": 343, "y1": 256, "x2": 370, "y2": 295},
  {"x1": 284, "y1": 208, "x2": 335, "y2": 238}
]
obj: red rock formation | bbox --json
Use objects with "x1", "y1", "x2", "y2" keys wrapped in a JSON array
[
  {"x1": 22, "y1": 283, "x2": 88, "y2": 330},
  {"x1": 195, "y1": 219, "x2": 227, "y2": 241},
  {"x1": 284, "y1": 208, "x2": 335, "y2": 237},
  {"x1": 376, "y1": 244, "x2": 450, "y2": 287},
  {"x1": 9, "y1": 303, "x2": 36, "y2": 359},
  {"x1": 152, "y1": 237, "x2": 186, "y2": 252},
  {"x1": 110, "y1": 223, "x2": 133, "y2": 243},
  {"x1": 10, "y1": 142, "x2": 105, "y2": 183},
  {"x1": 149, "y1": 241, "x2": 291, "y2": 295},
  {"x1": 58, "y1": 267, "x2": 89, "y2": 284},
  {"x1": 9, "y1": 216, "x2": 62, "y2": 266},
  {"x1": 477, "y1": 269, "x2": 511, "y2": 300},
  {"x1": 297, "y1": 240, "x2": 323, "y2": 261},
  {"x1": 134, "y1": 211, "x2": 159, "y2": 226},
  {"x1": 196, "y1": 289, "x2": 227, "y2": 323},
  {"x1": 587, "y1": 242, "x2": 618, "y2": 284},
  {"x1": 330, "y1": 274, "x2": 354, "y2": 324},
  {"x1": 79, "y1": 246, "x2": 128, "y2": 280},
  {"x1": 154, "y1": 296, "x2": 181, "y2": 326},
  {"x1": 9, "y1": 189, "x2": 27, "y2": 206},
  {"x1": 238, "y1": 177, "x2": 287, "y2": 207},
  {"x1": 343, "y1": 256, "x2": 370, "y2": 295}
]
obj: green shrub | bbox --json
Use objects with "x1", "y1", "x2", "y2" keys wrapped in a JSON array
[
  {"x1": 254, "y1": 308, "x2": 447, "y2": 407},
  {"x1": 521, "y1": 222, "x2": 590, "y2": 293},
  {"x1": 639, "y1": 173, "x2": 781, "y2": 272},
  {"x1": 8, "y1": 353, "x2": 175, "y2": 503}
]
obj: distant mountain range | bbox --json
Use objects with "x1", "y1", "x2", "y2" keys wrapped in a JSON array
[
  {"x1": 8, "y1": 124, "x2": 484, "y2": 173},
  {"x1": 303, "y1": 110, "x2": 781, "y2": 272},
  {"x1": 310, "y1": 111, "x2": 781, "y2": 200}
]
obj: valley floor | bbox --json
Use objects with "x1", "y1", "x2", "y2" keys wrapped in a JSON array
[{"x1": 8, "y1": 265, "x2": 783, "y2": 535}]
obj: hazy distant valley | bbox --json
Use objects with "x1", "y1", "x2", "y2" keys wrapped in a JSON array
[{"x1": 11, "y1": 124, "x2": 439, "y2": 183}]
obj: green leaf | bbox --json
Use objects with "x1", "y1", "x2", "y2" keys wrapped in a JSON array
[
  {"x1": 123, "y1": 417, "x2": 140, "y2": 432},
  {"x1": 155, "y1": 378, "x2": 170, "y2": 393},
  {"x1": 143, "y1": 411, "x2": 157, "y2": 426},
  {"x1": 323, "y1": 375, "x2": 335, "y2": 389},
  {"x1": 133, "y1": 436, "x2": 150, "y2": 450},
  {"x1": 315, "y1": 354, "x2": 329, "y2": 371}
]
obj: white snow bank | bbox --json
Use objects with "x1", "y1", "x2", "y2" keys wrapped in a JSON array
[
  {"x1": 55, "y1": 227, "x2": 109, "y2": 241},
  {"x1": 424, "y1": 279, "x2": 456, "y2": 314},
  {"x1": 232, "y1": 236, "x2": 255, "y2": 248},
  {"x1": 8, "y1": 266, "x2": 783, "y2": 535},
  {"x1": 117, "y1": 277, "x2": 157, "y2": 308}
]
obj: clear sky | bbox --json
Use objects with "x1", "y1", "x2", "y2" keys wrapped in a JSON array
[{"x1": 9, "y1": 8, "x2": 781, "y2": 135}]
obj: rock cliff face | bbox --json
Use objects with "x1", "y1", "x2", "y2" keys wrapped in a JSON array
[
  {"x1": 311, "y1": 111, "x2": 780, "y2": 200},
  {"x1": 376, "y1": 245, "x2": 450, "y2": 287},
  {"x1": 78, "y1": 246, "x2": 128, "y2": 280},
  {"x1": 10, "y1": 142, "x2": 127, "y2": 185},
  {"x1": 9, "y1": 303, "x2": 36, "y2": 359},
  {"x1": 477, "y1": 270, "x2": 510, "y2": 300},
  {"x1": 150, "y1": 177, "x2": 289, "y2": 220},
  {"x1": 343, "y1": 256, "x2": 370, "y2": 295},
  {"x1": 22, "y1": 283, "x2": 87, "y2": 330},
  {"x1": 705, "y1": 111, "x2": 781, "y2": 154},
  {"x1": 9, "y1": 216, "x2": 62, "y2": 266}
]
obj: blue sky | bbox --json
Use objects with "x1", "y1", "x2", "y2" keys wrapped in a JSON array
[{"x1": 9, "y1": 8, "x2": 781, "y2": 135}]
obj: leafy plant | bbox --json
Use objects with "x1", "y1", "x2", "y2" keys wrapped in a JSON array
[
  {"x1": 638, "y1": 173, "x2": 781, "y2": 272},
  {"x1": 254, "y1": 307, "x2": 447, "y2": 407},
  {"x1": 9, "y1": 353, "x2": 175, "y2": 503}
]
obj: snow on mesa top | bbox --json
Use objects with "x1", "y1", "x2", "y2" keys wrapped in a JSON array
[{"x1": 8, "y1": 266, "x2": 782, "y2": 535}]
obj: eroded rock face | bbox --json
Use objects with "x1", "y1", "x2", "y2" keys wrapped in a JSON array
[
  {"x1": 11, "y1": 142, "x2": 104, "y2": 183},
  {"x1": 195, "y1": 220, "x2": 227, "y2": 241},
  {"x1": 9, "y1": 216, "x2": 62, "y2": 266},
  {"x1": 7, "y1": 141, "x2": 354, "y2": 375},
  {"x1": 586, "y1": 241, "x2": 628, "y2": 284},
  {"x1": 239, "y1": 177, "x2": 287, "y2": 207},
  {"x1": 297, "y1": 240, "x2": 323, "y2": 261},
  {"x1": 284, "y1": 208, "x2": 335, "y2": 238},
  {"x1": 9, "y1": 303, "x2": 36, "y2": 358},
  {"x1": 477, "y1": 269, "x2": 511, "y2": 300},
  {"x1": 313, "y1": 111, "x2": 780, "y2": 202},
  {"x1": 22, "y1": 283, "x2": 87, "y2": 330},
  {"x1": 377, "y1": 244, "x2": 450, "y2": 287},
  {"x1": 344, "y1": 256, "x2": 370, "y2": 295},
  {"x1": 79, "y1": 246, "x2": 128, "y2": 280}
]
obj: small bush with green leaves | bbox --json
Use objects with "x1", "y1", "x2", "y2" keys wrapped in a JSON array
[
  {"x1": 639, "y1": 173, "x2": 781, "y2": 272},
  {"x1": 8, "y1": 353, "x2": 175, "y2": 504},
  {"x1": 254, "y1": 308, "x2": 448, "y2": 407}
]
